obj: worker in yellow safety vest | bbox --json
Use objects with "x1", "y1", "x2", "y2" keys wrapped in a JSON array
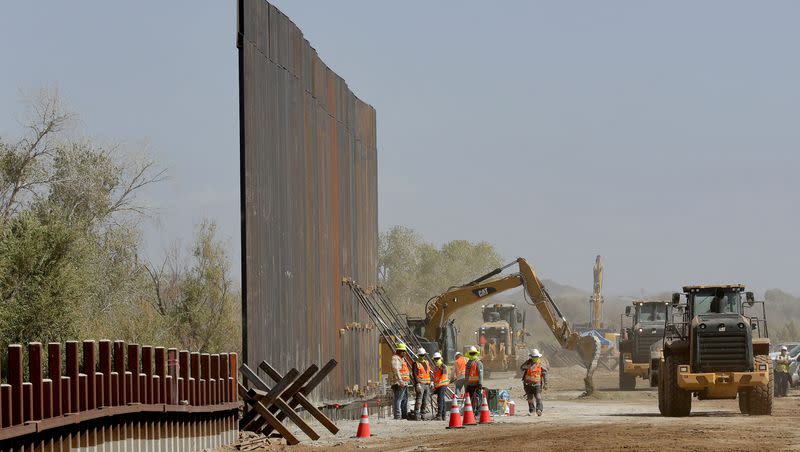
[
  {"x1": 431, "y1": 352, "x2": 450, "y2": 420},
  {"x1": 520, "y1": 349, "x2": 548, "y2": 416},
  {"x1": 390, "y1": 343, "x2": 411, "y2": 419},
  {"x1": 412, "y1": 348, "x2": 433, "y2": 420},
  {"x1": 776, "y1": 345, "x2": 791, "y2": 397},
  {"x1": 464, "y1": 346, "x2": 484, "y2": 410}
]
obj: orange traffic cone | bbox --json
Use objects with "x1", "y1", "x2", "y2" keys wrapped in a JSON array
[
  {"x1": 462, "y1": 395, "x2": 477, "y2": 426},
  {"x1": 446, "y1": 397, "x2": 464, "y2": 429},
  {"x1": 356, "y1": 404, "x2": 371, "y2": 438},
  {"x1": 478, "y1": 395, "x2": 492, "y2": 424}
]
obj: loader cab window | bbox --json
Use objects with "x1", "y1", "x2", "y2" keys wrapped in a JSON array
[
  {"x1": 482, "y1": 306, "x2": 515, "y2": 324},
  {"x1": 691, "y1": 291, "x2": 741, "y2": 316},
  {"x1": 637, "y1": 303, "x2": 667, "y2": 322}
]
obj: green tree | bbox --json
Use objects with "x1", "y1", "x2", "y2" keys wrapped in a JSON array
[
  {"x1": 0, "y1": 211, "x2": 85, "y2": 345},
  {"x1": 0, "y1": 89, "x2": 241, "y2": 354},
  {"x1": 0, "y1": 90, "x2": 163, "y2": 348},
  {"x1": 378, "y1": 225, "x2": 503, "y2": 316},
  {"x1": 378, "y1": 226, "x2": 433, "y2": 309},
  {"x1": 146, "y1": 220, "x2": 241, "y2": 353}
]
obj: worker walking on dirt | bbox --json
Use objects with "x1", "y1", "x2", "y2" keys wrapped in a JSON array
[
  {"x1": 390, "y1": 343, "x2": 411, "y2": 419},
  {"x1": 431, "y1": 352, "x2": 450, "y2": 420},
  {"x1": 776, "y1": 345, "x2": 791, "y2": 397},
  {"x1": 413, "y1": 348, "x2": 433, "y2": 420},
  {"x1": 453, "y1": 351, "x2": 467, "y2": 396},
  {"x1": 520, "y1": 349, "x2": 548, "y2": 416},
  {"x1": 464, "y1": 346, "x2": 484, "y2": 410}
]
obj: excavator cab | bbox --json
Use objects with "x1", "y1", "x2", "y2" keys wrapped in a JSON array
[{"x1": 406, "y1": 317, "x2": 459, "y2": 362}]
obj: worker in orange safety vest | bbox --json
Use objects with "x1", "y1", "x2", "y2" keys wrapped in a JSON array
[
  {"x1": 412, "y1": 347, "x2": 433, "y2": 420},
  {"x1": 431, "y1": 352, "x2": 450, "y2": 420},
  {"x1": 520, "y1": 349, "x2": 548, "y2": 416},
  {"x1": 453, "y1": 351, "x2": 467, "y2": 396}
]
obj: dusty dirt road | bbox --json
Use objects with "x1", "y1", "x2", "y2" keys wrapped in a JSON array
[{"x1": 231, "y1": 365, "x2": 800, "y2": 451}]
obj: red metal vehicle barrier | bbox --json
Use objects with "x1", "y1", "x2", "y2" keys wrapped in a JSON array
[{"x1": 0, "y1": 341, "x2": 239, "y2": 450}]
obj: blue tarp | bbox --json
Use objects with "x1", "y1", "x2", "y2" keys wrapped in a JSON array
[{"x1": 580, "y1": 329, "x2": 615, "y2": 348}]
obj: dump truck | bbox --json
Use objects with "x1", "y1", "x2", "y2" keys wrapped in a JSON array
[
  {"x1": 658, "y1": 285, "x2": 772, "y2": 416},
  {"x1": 618, "y1": 300, "x2": 668, "y2": 389},
  {"x1": 477, "y1": 303, "x2": 527, "y2": 374}
]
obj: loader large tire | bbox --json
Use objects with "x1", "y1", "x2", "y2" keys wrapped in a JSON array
[
  {"x1": 662, "y1": 355, "x2": 691, "y2": 417},
  {"x1": 738, "y1": 390, "x2": 749, "y2": 414},
  {"x1": 657, "y1": 362, "x2": 666, "y2": 415},
  {"x1": 745, "y1": 355, "x2": 773, "y2": 415},
  {"x1": 619, "y1": 361, "x2": 636, "y2": 390}
]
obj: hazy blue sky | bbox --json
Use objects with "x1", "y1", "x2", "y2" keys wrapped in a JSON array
[{"x1": 2, "y1": 1, "x2": 799, "y2": 296}]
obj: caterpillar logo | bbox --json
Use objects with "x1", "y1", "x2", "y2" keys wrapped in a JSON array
[{"x1": 473, "y1": 287, "x2": 497, "y2": 298}]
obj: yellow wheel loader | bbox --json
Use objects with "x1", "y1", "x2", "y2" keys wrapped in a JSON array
[{"x1": 658, "y1": 285, "x2": 772, "y2": 417}]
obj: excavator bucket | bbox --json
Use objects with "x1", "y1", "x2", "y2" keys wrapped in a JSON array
[{"x1": 576, "y1": 335, "x2": 602, "y2": 395}]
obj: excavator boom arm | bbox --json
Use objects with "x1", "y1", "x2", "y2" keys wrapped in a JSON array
[
  {"x1": 516, "y1": 258, "x2": 595, "y2": 358},
  {"x1": 423, "y1": 258, "x2": 600, "y2": 370},
  {"x1": 424, "y1": 273, "x2": 523, "y2": 336}
]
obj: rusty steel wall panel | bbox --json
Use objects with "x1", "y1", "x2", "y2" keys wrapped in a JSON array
[{"x1": 238, "y1": 0, "x2": 379, "y2": 403}]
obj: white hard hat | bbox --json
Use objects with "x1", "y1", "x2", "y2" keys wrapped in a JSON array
[
  {"x1": 417, "y1": 347, "x2": 427, "y2": 355},
  {"x1": 432, "y1": 352, "x2": 442, "y2": 359},
  {"x1": 530, "y1": 349, "x2": 542, "y2": 358},
  {"x1": 781, "y1": 345, "x2": 788, "y2": 351},
  {"x1": 469, "y1": 345, "x2": 478, "y2": 353},
  {"x1": 454, "y1": 351, "x2": 463, "y2": 357}
]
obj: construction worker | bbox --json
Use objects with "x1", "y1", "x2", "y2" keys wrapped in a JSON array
[
  {"x1": 453, "y1": 351, "x2": 467, "y2": 396},
  {"x1": 464, "y1": 346, "x2": 484, "y2": 410},
  {"x1": 432, "y1": 352, "x2": 450, "y2": 420},
  {"x1": 412, "y1": 347, "x2": 433, "y2": 420},
  {"x1": 390, "y1": 343, "x2": 411, "y2": 419},
  {"x1": 520, "y1": 349, "x2": 548, "y2": 416},
  {"x1": 775, "y1": 345, "x2": 791, "y2": 397}
]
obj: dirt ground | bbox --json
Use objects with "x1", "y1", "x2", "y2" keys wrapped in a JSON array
[{"x1": 225, "y1": 365, "x2": 800, "y2": 451}]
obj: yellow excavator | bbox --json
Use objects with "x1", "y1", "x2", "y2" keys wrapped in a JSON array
[{"x1": 422, "y1": 257, "x2": 602, "y2": 394}]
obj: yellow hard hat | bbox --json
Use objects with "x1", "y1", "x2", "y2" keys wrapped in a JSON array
[{"x1": 395, "y1": 343, "x2": 407, "y2": 352}]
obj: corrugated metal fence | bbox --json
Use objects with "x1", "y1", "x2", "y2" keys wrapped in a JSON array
[
  {"x1": 237, "y1": 0, "x2": 379, "y2": 404},
  {"x1": 0, "y1": 341, "x2": 239, "y2": 450}
]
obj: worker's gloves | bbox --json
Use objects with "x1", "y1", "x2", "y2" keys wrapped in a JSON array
[{"x1": 415, "y1": 383, "x2": 422, "y2": 393}]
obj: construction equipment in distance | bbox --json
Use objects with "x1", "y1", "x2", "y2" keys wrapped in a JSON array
[
  {"x1": 590, "y1": 255, "x2": 605, "y2": 329},
  {"x1": 476, "y1": 303, "x2": 527, "y2": 375},
  {"x1": 658, "y1": 285, "x2": 772, "y2": 417},
  {"x1": 423, "y1": 257, "x2": 602, "y2": 394},
  {"x1": 573, "y1": 255, "x2": 619, "y2": 369},
  {"x1": 618, "y1": 300, "x2": 668, "y2": 389}
]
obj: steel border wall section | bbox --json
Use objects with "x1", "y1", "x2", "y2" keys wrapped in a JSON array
[{"x1": 238, "y1": 0, "x2": 379, "y2": 404}]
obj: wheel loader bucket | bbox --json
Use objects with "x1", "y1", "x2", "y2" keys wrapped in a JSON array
[
  {"x1": 577, "y1": 335, "x2": 602, "y2": 370},
  {"x1": 576, "y1": 335, "x2": 602, "y2": 395}
]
